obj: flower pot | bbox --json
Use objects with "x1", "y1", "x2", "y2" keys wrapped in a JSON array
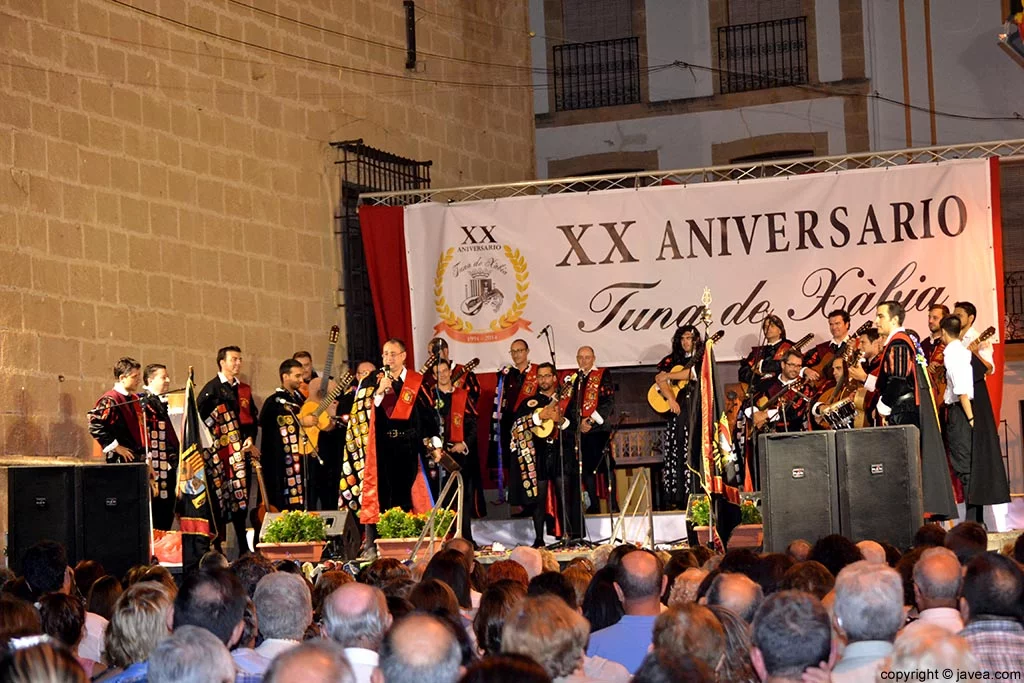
[
  {"x1": 255, "y1": 542, "x2": 327, "y2": 563},
  {"x1": 728, "y1": 524, "x2": 764, "y2": 549},
  {"x1": 375, "y1": 536, "x2": 448, "y2": 561}
]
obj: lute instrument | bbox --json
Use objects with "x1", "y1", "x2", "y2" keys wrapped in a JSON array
[{"x1": 647, "y1": 331, "x2": 724, "y2": 414}]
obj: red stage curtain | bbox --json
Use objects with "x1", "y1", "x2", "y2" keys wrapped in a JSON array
[{"x1": 358, "y1": 205, "x2": 416, "y2": 367}]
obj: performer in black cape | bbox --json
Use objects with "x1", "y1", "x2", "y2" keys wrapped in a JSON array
[
  {"x1": 141, "y1": 363, "x2": 180, "y2": 531},
  {"x1": 89, "y1": 357, "x2": 146, "y2": 463},
  {"x1": 653, "y1": 325, "x2": 705, "y2": 509},
  {"x1": 259, "y1": 359, "x2": 310, "y2": 511}
]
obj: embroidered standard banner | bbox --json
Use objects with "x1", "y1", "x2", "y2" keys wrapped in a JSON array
[{"x1": 404, "y1": 159, "x2": 999, "y2": 370}]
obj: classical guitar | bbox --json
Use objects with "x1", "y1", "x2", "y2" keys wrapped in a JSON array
[
  {"x1": 748, "y1": 377, "x2": 807, "y2": 436},
  {"x1": 531, "y1": 373, "x2": 578, "y2": 438},
  {"x1": 738, "y1": 332, "x2": 814, "y2": 398},
  {"x1": 451, "y1": 358, "x2": 480, "y2": 387},
  {"x1": 298, "y1": 369, "x2": 355, "y2": 452},
  {"x1": 249, "y1": 459, "x2": 279, "y2": 530},
  {"x1": 306, "y1": 325, "x2": 340, "y2": 401},
  {"x1": 967, "y1": 326, "x2": 996, "y2": 352},
  {"x1": 807, "y1": 321, "x2": 874, "y2": 379},
  {"x1": 647, "y1": 331, "x2": 724, "y2": 414}
]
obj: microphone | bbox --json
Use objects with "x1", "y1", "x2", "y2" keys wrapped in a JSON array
[
  {"x1": 275, "y1": 397, "x2": 295, "y2": 407},
  {"x1": 537, "y1": 325, "x2": 552, "y2": 339}
]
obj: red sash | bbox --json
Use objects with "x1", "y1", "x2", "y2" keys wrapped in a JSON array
[
  {"x1": 580, "y1": 368, "x2": 605, "y2": 417},
  {"x1": 389, "y1": 371, "x2": 424, "y2": 420},
  {"x1": 237, "y1": 384, "x2": 255, "y2": 426},
  {"x1": 448, "y1": 388, "x2": 469, "y2": 443},
  {"x1": 514, "y1": 364, "x2": 539, "y2": 410}
]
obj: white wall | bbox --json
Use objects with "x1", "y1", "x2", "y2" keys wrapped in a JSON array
[
  {"x1": 645, "y1": 0, "x2": 714, "y2": 101},
  {"x1": 815, "y1": 0, "x2": 843, "y2": 82},
  {"x1": 535, "y1": 97, "x2": 847, "y2": 176},
  {"x1": 531, "y1": 0, "x2": 549, "y2": 115}
]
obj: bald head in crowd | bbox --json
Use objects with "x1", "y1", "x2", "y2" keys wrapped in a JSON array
[
  {"x1": 614, "y1": 549, "x2": 666, "y2": 613},
  {"x1": 786, "y1": 540, "x2": 812, "y2": 563},
  {"x1": 856, "y1": 541, "x2": 886, "y2": 565},
  {"x1": 265, "y1": 641, "x2": 355, "y2": 683},
  {"x1": 704, "y1": 572, "x2": 764, "y2": 623},
  {"x1": 323, "y1": 583, "x2": 392, "y2": 650},
  {"x1": 914, "y1": 548, "x2": 962, "y2": 611},
  {"x1": 373, "y1": 613, "x2": 461, "y2": 683}
]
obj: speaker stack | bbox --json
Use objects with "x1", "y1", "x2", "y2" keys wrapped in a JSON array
[
  {"x1": 8, "y1": 464, "x2": 152, "y2": 578},
  {"x1": 759, "y1": 426, "x2": 924, "y2": 552}
]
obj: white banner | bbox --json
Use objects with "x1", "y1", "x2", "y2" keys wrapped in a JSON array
[{"x1": 404, "y1": 159, "x2": 998, "y2": 371}]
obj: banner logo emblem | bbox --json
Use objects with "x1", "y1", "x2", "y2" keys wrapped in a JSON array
[{"x1": 434, "y1": 244, "x2": 531, "y2": 343}]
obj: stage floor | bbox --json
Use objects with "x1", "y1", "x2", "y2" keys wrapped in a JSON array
[{"x1": 471, "y1": 510, "x2": 690, "y2": 549}]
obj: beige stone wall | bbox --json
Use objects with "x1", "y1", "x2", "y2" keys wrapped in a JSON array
[{"x1": 0, "y1": 0, "x2": 535, "y2": 458}]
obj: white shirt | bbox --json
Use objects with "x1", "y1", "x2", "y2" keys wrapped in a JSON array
[
  {"x1": 831, "y1": 640, "x2": 893, "y2": 682},
  {"x1": 78, "y1": 611, "x2": 107, "y2": 663},
  {"x1": 343, "y1": 647, "x2": 379, "y2": 683},
  {"x1": 373, "y1": 367, "x2": 408, "y2": 407},
  {"x1": 218, "y1": 371, "x2": 240, "y2": 386},
  {"x1": 899, "y1": 607, "x2": 964, "y2": 638},
  {"x1": 962, "y1": 326, "x2": 995, "y2": 373},
  {"x1": 942, "y1": 339, "x2": 974, "y2": 404}
]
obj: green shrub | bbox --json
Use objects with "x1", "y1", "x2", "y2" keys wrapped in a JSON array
[
  {"x1": 262, "y1": 510, "x2": 327, "y2": 543},
  {"x1": 376, "y1": 507, "x2": 456, "y2": 539}
]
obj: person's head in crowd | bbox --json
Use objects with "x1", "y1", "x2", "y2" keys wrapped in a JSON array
[
  {"x1": 123, "y1": 564, "x2": 149, "y2": 587},
  {"x1": 750, "y1": 591, "x2": 833, "y2": 683},
  {"x1": 486, "y1": 560, "x2": 529, "y2": 589},
  {"x1": 717, "y1": 549, "x2": 760, "y2": 579},
  {"x1": 173, "y1": 568, "x2": 247, "y2": 647},
  {"x1": 914, "y1": 523, "x2": 947, "y2": 549},
  {"x1": 86, "y1": 575, "x2": 122, "y2": 621},
  {"x1": 662, "y1": 551, "x2": 699, "y2": 604},
  {"x1": 148, "y1": 624, "x2": 235, "y2": 683},
  {"x1": 322, "y1": 582, "x2": 391, "y2": 651},
  {"x1": 703, "y1": 572, "x2": 764, "y2": 623},
  {"x1": 274, "y1": 560, "x2": 303, "y2": 575},
  {"x1": 589, "y1": 544, "x2": 615, "y2": 571},
  {"x1": 689, "y1": 545, "x2": 714, "y2": 568},
  {"x1": 199, "y1": 550, "x2": 230, "y2": 570},
  {"x1": 560, "y1": 567, "x2": 590, "y2": 609},
  {"x1": 0, "y1": 567, "x2": 14, "y2": 590},
  {"x1": 856, "y1": 540, "x2": 886, "y2": 565},
  {"x1": 443, "y1": 538, "x2": 476, "y2": 576},
  {"x1": 21, "y1": 540, "x2": 70, "y2": 600},
  {"x1": 265, "y1": 640, "x2": 355, "y2": 683},
  {"x1": 752, "y1": 553, "x2": 795, "y2": 596},
  {"x1": 607, "y1": 544, "x2": 638, "y2": 571},
  {"x1": 375, "y1": 612, "x2": 461, "y2": 683},
  {"x1": 880, "y1": 542, "x2": 902, "y2": 567},
  {"x1": 433, "y1": 610, "x2": 478, "y2": 668},
  {"x1": 538, "y1": 549, "x2": 559, "y2": 574},
  {"x1": 652, "y1": 603, "x2": 724, "y2": 674},
  {"x1": 381, "y1": 577, "x2": 416, "y2": 601},
  {"x1": 527, "y1": 572, "x2": 576, "y2": 610},
  {"x1": 778, "y1": 561, "x2": 834, "y2": 600},
  {"x1": 386, "y1": 595, "x2": 414, "y2": 621},
  {"x1": 502, "y1": 595, "x2": 590, "y2": 681},
  {"x1": 458, "y1": 653, "x2": 551, "y2": 683},
  {"x1": 2, "y1": 578, "x2": 34, "y2": 604},
  {"x1": 72, "y1": 560, "x2": 105, "y2": 597},
  {"x1": 409, "y1": 579, "x2": 459, "y2": 619},
  {"x1": 138, "y1": 565, "x2": 177, "y2": 599},
  {"x1": 423, "y1": 550, "x2": 472, "y2": 610},
  {"x1": 360, "y1": 558, "x2": 412, "y2": 588},
  {"x1": 881, "y1": 624, "x2": 979, "y2": 676},
  {"x1": 103, "y1": 581, "x2": 173, "y2": 671},
  {"x1": 239, "y1": 597, "x2": 258, "y2": 649},
  {"x1": 707, "y1": 604, "x2": 757, "y2": 681},
  {"x1": 581, "y1": 565, "x2": 624, "y2": 632},
  {"x1": 509, "y1": 546, "x2": 543, "y2": 580},
  {"x1": 231, "y1": 553, "x2": 276, "y2": 598},
  {"x1": 833, "y1": 561, "x2": 904, "y2": 644},
  {"x1": 667, "y1": 568, "x2": 708, "y2": 607},
  {"x1": 254, "y1": 571, "x2": 313, "y2": 642},
  {"x1": 632, "y1": 650, "x2": 714, "y2": 683},
  {"x1": 37, "y1": 593, "x2": 84, "y2": 651},
  {"x1": 895, "y1": 546, "x2": 927, "y2": 608},
  {"x1": 1014, "y1": 532, "x2": 1024, "y2": 564},
  {"x1": 960, "y1": 552, "x2": 1024, "y2": 624},
  {"x1": 944, "y1": 522, "x2": 988, "y2": 565},
  {"x1": 565, "y1": 557, "x2": 594, "y2": 575},
  {"x1": 809, "y1": 534, "x2": 863, "y2": 578},
  {"x1": 313, "y1": 571, "x2": 355, "y2": 619},
  {"x1": 473, "y1": 580, "x2": 527, "y2": 657},
  {"x1": 913, "y1": 547, "x2": 962, "y2": 613},
  {"x1": 693, "y1": 568, "x2": 721, "y2": 603},
  {"x1": 0, "y1": 595, "x2": 41, "y2": 641},
  {"x1": 0, "y1": 636, "x2": 87, "y2": 683},
  {"x1": 785, "y1": 540, "x2": 813, "y2": 563},
  {"x1": 614, "y1": 548, "x2": 666, "y2": 615}
]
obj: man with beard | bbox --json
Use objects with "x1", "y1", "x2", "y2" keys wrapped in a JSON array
[
  {"x1": 849, "y1": 301, "x2": 957, "y2": 520},
  {"x1": 259, "y1": 359, "x2": 313, "y2": 510},
  {"x1": 142, "y1": 363, "x2": 180, "y2": 531}
]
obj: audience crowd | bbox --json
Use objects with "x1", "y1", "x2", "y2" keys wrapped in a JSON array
[{"x1": 1, "y1": 521, "x2": 1022, "y2": 682}]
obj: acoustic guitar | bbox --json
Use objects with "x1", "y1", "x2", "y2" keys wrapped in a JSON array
[
  {"x1": 531, "y1": 373, "x2": 578, "y2": 438},
  {"x1": 806, "y1": 321, "x2": 874, "y2": 380},
  {"x1": 306, "y1": 325, "x2": 340, "y2": 401},
  {"x1": 967, "y1": 326, "x2": 996, "y2": 352},
  {"x1": 647, "y1": 331, "x2": 724, "y2": 414},
  {"x1": 249, "y1": 459, "x2": 278, "y2": 530},
  {"x1": 451, "y1": 358, "x2": 480, "y2": 387},
  {"x1": 738, "y1": 332, "x2": 815, "y2": 399},
  {"x1": 298, "y1": 369, "x2": 354, "y2": 452}
]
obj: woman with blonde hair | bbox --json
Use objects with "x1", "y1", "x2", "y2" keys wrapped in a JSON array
[
  {"x1": 502, "y1": 594, "x2": 593, "y2": 683},
  {"x1": 94, "y1": 582, "x2": 172, "y2": 682}
]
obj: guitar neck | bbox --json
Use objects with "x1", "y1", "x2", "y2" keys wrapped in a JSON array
[
  {"x1": 312, "y1": 373, "x2": 353, "y2": 417},
  {"x1": 254, "y1": 463, "x2": 270, "y2": 507},
  {"x1": 317, "y1": 345, "x2": 337, "y2": 399}
]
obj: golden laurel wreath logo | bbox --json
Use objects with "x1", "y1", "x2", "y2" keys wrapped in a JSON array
[{"x1": 434, "y1": 246, "x2": 529, "y2": 335}]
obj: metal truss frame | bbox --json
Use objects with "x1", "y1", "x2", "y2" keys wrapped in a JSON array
[{"x1": 361, "y1": 138, "x2": 1024, "y2": 206}]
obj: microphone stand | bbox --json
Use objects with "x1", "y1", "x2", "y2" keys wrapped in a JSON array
[
  {"x1": 540, "y1": 327, "x2": 574, "y2": 550},
  {"x1": 593, "y1": 412, "x2": 627, "y2": 543}
]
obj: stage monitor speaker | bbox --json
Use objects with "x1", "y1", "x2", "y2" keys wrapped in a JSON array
[
  {"x1": 319, "y1": 510, "x2": 362, "y2": 561},
  {"x1": 759, "y1": 432, "x2": 839, "y2": 553},
  {"x1": 76, "y1": 464, "x2": 152, "y2": 579},
  {"x1": 834, "y1": 426, "x2": 923, "y2": 551},
  {"x1": 8, "y1": 466, "x2": 78, "y2": 575}
]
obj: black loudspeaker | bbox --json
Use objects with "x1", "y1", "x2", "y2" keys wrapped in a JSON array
[
  {"x1": 8, "y1": 464, "x2": 151, "y2": 579},
  {"x1": 319, "y1": 510, "x2": 362, "y2": 561},
  {"x1": 834, "y1": 426, "x2": 923, "y2": 551},
  {"x1": 759, "y1": 432, "x2": 840, "y2": 553},
  {"x1": 77, "y1": 464, "x2": 152, "y2": 579},
  {"x1": 8, "y1": 466, "x2": 78, "y2": 574}
]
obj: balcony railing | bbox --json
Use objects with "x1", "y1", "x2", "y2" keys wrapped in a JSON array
[
  {"x1": 717, "y1": 16, "x2": 808, "y2": 94},
  {"x1": 1006, "y1": 270, "x2": 1024, "y2": 342},
  {"x1": 553, "y1": 36, "x2": 642, "y2": 111}
]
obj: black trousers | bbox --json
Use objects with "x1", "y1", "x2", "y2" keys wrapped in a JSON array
[
  {"x1": 377, "y1": 435, "x2": 419, "y2": 512},
  {"x1": 946, "y1": 402, "x2": 982, "y2": 523},
  {"x1": 151, "y1": 493, "x2": 177, "y2": 532}
]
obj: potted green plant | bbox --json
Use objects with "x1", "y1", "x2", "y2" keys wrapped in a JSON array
[
  {"x1": 687, "y1": 494, "x2": 712, "y2": 546},
  {"x1": 687, "y1": 495, "x2": 763, "y2": 550},
  {"x1": 256, "y1": 510, "x2": 328, "y2": 562},
  {"x1": 375, "y1": 507, "x2": 456, "y2": 561}
]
